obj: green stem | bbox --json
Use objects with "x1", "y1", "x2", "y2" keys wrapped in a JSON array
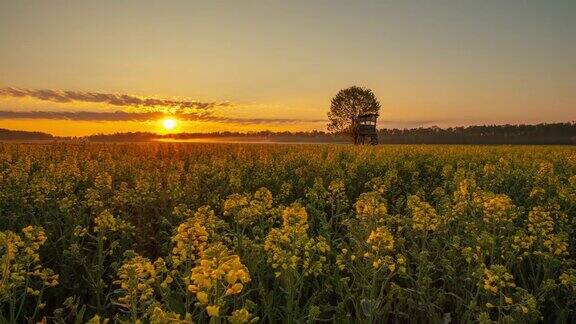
[
  {"x1": 96, "y1": 231, "x2": 104, "y2": 314},
  {"x1": 9, "y1": 295, "x2": 15, "y2": 323}
]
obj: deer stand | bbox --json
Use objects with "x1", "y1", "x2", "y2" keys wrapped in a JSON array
[{"x1": 354, "y1": 113, "x2": 379, "y2": 145}]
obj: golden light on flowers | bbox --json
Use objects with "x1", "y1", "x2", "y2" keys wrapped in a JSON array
[
  {"x1": 93, "y1": 210, "x2": 131, "y2": 234},
  {"x1": 0, "y1": 226, "x2": 58, "y2": 304},
  {"x1": 407, "y1": 195, "x2": 440, "y2": 232},
  {"x1": 113, "y1": 254, "x2": 157, "y2": 309},
  {"x1": 366, "y1": 226, "x2": 395, "y2": 252},
  {"x1": 229, "y1": 308, "x2": 257, "y2": 324},
  {"x1": 171, "y1": 217, "x2": 209, "y2": 267},
  {"x1": 482, "y1": 265, "x2": 516, "y2": 294},
  {"x1": 354, "y1": 191, "x2": 388, "y2": 224},
  {"x1": 477, "y1": 191, "x2": 518, "y2": 225},
  {"x1": 264, "y1": 204, "x2": 330, "y2": 278},
  {"x1": 1, "y1": 143, "x2": 576, "y2": 322},
  {"x1": 363, "y1": 226, "x2": 400, "y2": 271},
  {"x1": 162, "y1": 118, "x2": 177, "y2": 131},
  {"x1": 223, "y1": 188, "x2": 273, "y2": 227},
  {"x1": 187, "y1": 243, "x2": 251, "y2": 317}
]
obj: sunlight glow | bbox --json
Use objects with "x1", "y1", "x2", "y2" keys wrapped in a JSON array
[{"x1": 162, "y1": 118, "x2": 177, "y2": 131}]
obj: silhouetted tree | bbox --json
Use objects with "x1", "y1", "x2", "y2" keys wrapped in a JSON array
[{"x1": 327, "y1": 86, "x2": 381, "y2": 144}]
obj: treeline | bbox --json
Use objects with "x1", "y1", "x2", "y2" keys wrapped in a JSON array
[
  {"x1": 0, "y1": 128, "x2": 54, "y2": 140},
  {"x1": 86, "y1": 132, "x2": 158, "y2": 142},
  {"x1": 379, "y1": 123, "x2": 576, "y2": 144},
  {"x1": 3, "y1": 122, "x2": 576, "y2": 144},
  {"x1": 85, "y1": 123, "x2": 576, "y2": 144},
  {"x1": 86, "y1": 130, "x2": 349, "y2": 143}
]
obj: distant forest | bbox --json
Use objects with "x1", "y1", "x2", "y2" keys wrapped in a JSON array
[
  {"x1": 84, "y1": 122, "x2": 576, "y2": 144},
  {"x1": 0, "y1": 128, "x2": 54, "y2": 140},
  {"x1": 378, "y1": 123, "x2": 576, "y2": 144},
  {"x1": 1, "y1": 122, "x2": 575, "y2": 144}
]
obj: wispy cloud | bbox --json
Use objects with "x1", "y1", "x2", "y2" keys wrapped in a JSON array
[
  {"x1": 0, "y1": 87, "x2": 229, "y2": 112},
  {"x1": 0, "y1": 87, "x2": 327, "y2": 125},
  {"x1": 0, "y1": 110, "x2": 325, "y2": 125}
]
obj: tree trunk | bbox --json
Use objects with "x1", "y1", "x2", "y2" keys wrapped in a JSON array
[{"x1": 351, "y1": 118, "x2": 358, "y2": 144}]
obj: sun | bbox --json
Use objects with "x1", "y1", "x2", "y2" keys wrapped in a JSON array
[{"x1": 162, "y1": 118, "x2": 177, "y2": 131}]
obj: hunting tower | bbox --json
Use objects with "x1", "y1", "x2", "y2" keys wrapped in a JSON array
[{"x1": 355, "y1": 113, "x2": 379, "y2": 145}]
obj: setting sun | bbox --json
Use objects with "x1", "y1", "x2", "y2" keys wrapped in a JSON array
[{"x1": 162, "y1": 118, "x2": 177, "y2": 131}]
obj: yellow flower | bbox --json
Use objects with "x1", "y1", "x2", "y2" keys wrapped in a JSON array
[
  {"x1": 223, "y1": 188, "x2": 273, "y2": 226},
  {"x1": 229, "y1": 308, "x2": 256, "y2": 324},
  {"x1": 206, "y1": 305, "x2": 220, "y2": 317},
  {"x1": 197, "y1": 291, "x2": 209, "y2": 304},
  {"x1": 225, "y1": 283, "x2": 244, "y2": 296},
  {"x1": 0, "y1": 226, "x2": 58, "y2": 301},
  {"x1": 149, "y1": 307, "x2": 187, "y2": 324},
  {"x1": 527, "y1": 206, "x2": 554, "y2": 237},
  {"x1": 354, "y1": 192, "x2": 388, "y2": 224},
  {"x1": 93, "y1": 210, "x2": 131, "y2": 234},
  {"x1": 264, "y1": 204, "x2": 330, "y2": 277},
  {"x1": 366, "y1": 226, "x2": 394, "y2": 252},
  {"x1": 482, "y1": 265, "x2": 515, "y2": 295},
  {"x1": 282, "y1": 204, "x2": 308, "y2": 229},
  {"x1": 407, "y1": 195, "x2": 440, "y2": 232},
  {"x1": 86, "y1": 314, "x2": 110, "y2": 324},
  {"x1": 559, "y1": 269, "x2": 576, "y2": 292},
  {"x1": 171, "y1": 217, "x2": 209, "y2": 267},
  {"x1": 189, "y1": 243, "x2": 251, "y2": 314},
  {"x1": 479, "y1": 192, "x2": 517, "y2": 225},
  {"x1": 72, "y1": 225, "x2": 88, "y2": 237},
  {"x1": 113, "y1": 254, "x2": 156, "y2": 310}
]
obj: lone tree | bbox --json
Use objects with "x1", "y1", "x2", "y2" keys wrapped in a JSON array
[{"x1": 327, "y1": 86, "x2": 381, "y2": 144}]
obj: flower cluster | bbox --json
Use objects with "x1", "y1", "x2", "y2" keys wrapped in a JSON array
[
  {"x1": 527, "y1": 206, "x2": 554, "y2": 237},
  {"x1": 93, "y1": 209, "x2": 132, "y2": 234},
  {"x1": 187, "y1": 243, "x2": 251, "y2": 318},
  {"x1": 326, "y1": 180, "x2": 349, "y2": 212},
  {"x1": 113, "y1": 254, "x2": 157, "y2": 309},
  {"x1": 223, "y1": 188, "x2": 273, "y2": 227},
  {"x1": 354, "y1": 191, "x2": 388, "y2": 225},
  {"x1": 171, "y1": 217, "x2": 209, "y2": 267},
  {"x1": 149, "y1": 306, "x2": 191, "y2": 324},
  {"x1": 407, "y1": 195, "x2": 440, "y2": 232},
  {"x1": 512, "y1": 206, "x2": 568, "y2": 257},
  {"x1": 229, "y1": 308, "x2": 258, "y2": 324},
  {"x1": 482, "y1": 265, "x2": 516, "y2": 294},
  {"x1": 559, "y1": 269, "x2": 576, "y2": 293},
  {"x1": 281, "y1": 203, "x2": 308, "y2": 229},
  {"x1": 363, "y1": 227, "x2": 405, "y2": 272},
  {"x1": 0, "y1": 226, "x2": 58, "y2": 299},
  {"x1": 366, "y1": 226, "x2": 395, "y2": 253},
  {"x1": 478, "y1": 192, "x2": 517, "y2": 225},
  {"x1": 264, "y1": 204, "x2": 330, "y2": 277}
]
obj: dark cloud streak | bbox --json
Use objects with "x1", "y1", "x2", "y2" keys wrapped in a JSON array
[
  {"x1": 0, "y1": 110, "x2": 325, "y2": 125},
  {"x1": 0, "y1": 87, "x2": 228, "y2": 111}
]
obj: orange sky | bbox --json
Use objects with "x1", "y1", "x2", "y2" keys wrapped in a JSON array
[
  {"x1": 0, "y1": 119, "x2": 324, "y2": 137},
  {"x1": 1, "y1": 1, "x2": 574, "y2": 136}
]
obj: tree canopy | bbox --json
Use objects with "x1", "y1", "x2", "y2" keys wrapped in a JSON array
[{"x1": 327, "y1": 86, "x2": 380, "y2": 143}]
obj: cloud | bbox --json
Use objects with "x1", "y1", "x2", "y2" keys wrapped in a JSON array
[
  {"x1": 0, "y1": 87, "x2": 228, "y2": 112},
  {"x1": 0, "y1": 87, "x2": 327, "y2": 125},
  {"x1": 0, "y1": 110, "x2": 325, "y2": 125}
]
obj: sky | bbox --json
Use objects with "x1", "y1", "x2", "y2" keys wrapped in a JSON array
[{"x1": 0, "y1": 0, "x2": 575, "y2": 136}]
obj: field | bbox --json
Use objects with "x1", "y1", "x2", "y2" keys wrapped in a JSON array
[{"x1": 1, "y1": 143, "x2": 575, "y2": 323}]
